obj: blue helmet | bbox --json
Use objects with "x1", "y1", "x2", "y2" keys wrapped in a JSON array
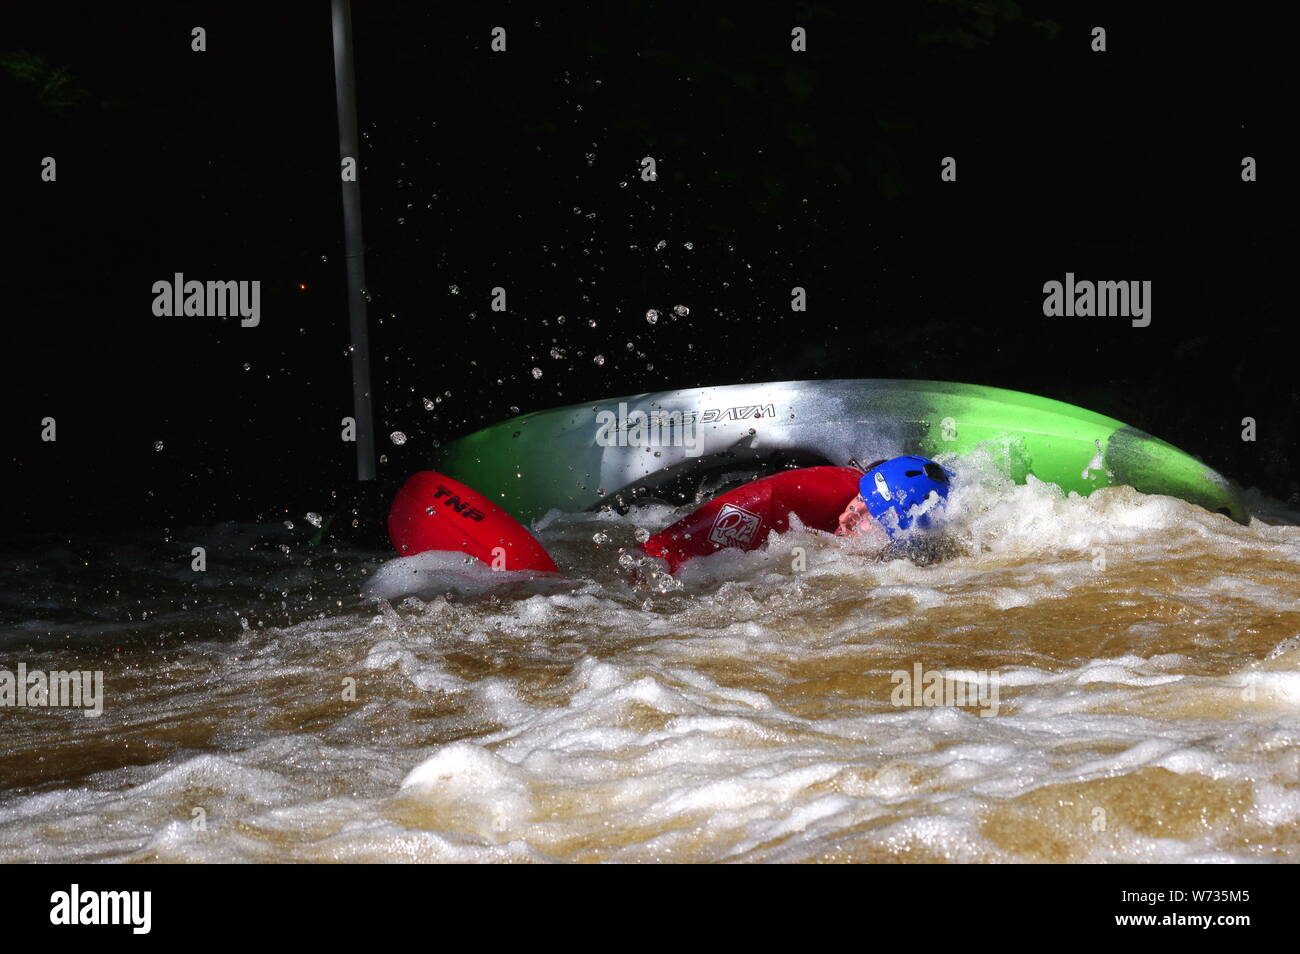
[{"x1": 858, "y1": 456, "x2": 954, "y2": 537}]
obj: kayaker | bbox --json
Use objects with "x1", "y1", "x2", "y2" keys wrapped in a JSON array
[{"x1": 835, "y1": 456, "x2": 955, "y2": 543}]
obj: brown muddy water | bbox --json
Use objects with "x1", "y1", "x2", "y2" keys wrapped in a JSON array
[{"x1": 2, "y1": 458, "x2": 1299, "y2": 862}]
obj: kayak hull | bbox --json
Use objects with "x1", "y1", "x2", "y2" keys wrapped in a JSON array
[{"x1": 429, "y1": 379, "x2": 1248, "y2": 526}]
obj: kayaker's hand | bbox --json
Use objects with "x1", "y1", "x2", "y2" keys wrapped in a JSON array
[
  {"x1": 835, "y1": 495, "x2": 870, "y2": 535},
  {"x1": 835, "y1": 495, "x2": 887, "y2": 543}
]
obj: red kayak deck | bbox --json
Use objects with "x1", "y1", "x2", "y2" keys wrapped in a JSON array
[
  {"x1": 390, "y1": 466, "x2": 860, "y2": 577},
  {"x1": 388, "y1": 471, "x2": 559, "y2": 573},
  {"x1": 640, "y1": 466, "x2": 860, "y2": 573}
]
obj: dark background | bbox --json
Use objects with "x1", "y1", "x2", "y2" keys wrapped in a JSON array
[{"x1": 4, "y1": 0, "x2": 1293, "y2": 540}]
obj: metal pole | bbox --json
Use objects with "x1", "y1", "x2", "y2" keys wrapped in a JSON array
[{"x1": 331, "y1": 0, "x2": 376, "y2": 480}]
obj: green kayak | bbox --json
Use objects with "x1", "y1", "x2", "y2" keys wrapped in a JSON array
[{"x1": 430, "y1": 379, "x2": 1248, "y2": 526}]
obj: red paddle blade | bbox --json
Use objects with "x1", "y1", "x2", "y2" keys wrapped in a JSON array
[
  {"x1": 641, "y1": 466, "x2": 860, "y2": 573},
  {"x1": 388, "y1": 471, "x2": 559, "y2": 573}
]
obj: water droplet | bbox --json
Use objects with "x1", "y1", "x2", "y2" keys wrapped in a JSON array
[
  {"x1": 284, "y1": 520, "x2": 295, "y2": 530},
  {"x1": 673, "y1": 304, "x2": 690, "y2": 317},
  {"x1": 422, "y1": 397, "x2": 435, "y2": 410},
  {"x1": 684, "y1": 242, "x2": 694, "y2": 250},
  {"x1": 390, "y1": 431, "x2": 407, "y2": 446},
  {"x1": 592, "y1": 531, "x2": 610, "y2": 545},
  {"x1": 587, "y1": 319, "x2": 597, "y2": 328},
  {"x1": 306, "y1": 512, "x2": 322, "y2": 527},
  {"x1": 593, "y1": 354, "x2": 605, "y2": 366},
  {"x1": 153, "y1": 441, "x2": 164, "y2": 452},
  {"x1": 531, "y1": 367, "x2": 543, "y2": 379},
  {"x1": 655, "y1": 240, "x2": 667, "y2": 251},
  {"x1": 635, "y1": 528, "x2": 651, "y2": 543},
  {"x1": 645, "y1": 309, "x2": 659, "y2": 324},
  {"x1": 448, "y1": 284, "x2": 460, "y2": 295},
  {"x1": 550, "y1": 347, "x2": 564, "y2": 359}
]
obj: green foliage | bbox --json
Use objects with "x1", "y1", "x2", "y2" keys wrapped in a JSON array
[{"x1": 0, "y1": 50, "x2": 90, "y2": 111}]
